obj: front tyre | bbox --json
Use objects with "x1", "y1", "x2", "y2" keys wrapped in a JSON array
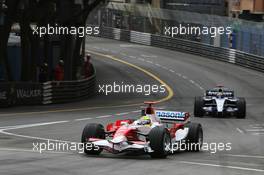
[
  {"x1": 149, "y1": 127, "x2": 171, "y2": 158},
  {"x1": 194, "y1": 97, "x2": 204, "y2": 117},
  {"x1": 185, "y1": 123, "x2": 203, "y2": 152},
  {"x1": 237, "y1": 98, "x2": 246, "y2": 119},
  {"x1": 81, "y1": 123, "x2": 105, "y2": 155}
]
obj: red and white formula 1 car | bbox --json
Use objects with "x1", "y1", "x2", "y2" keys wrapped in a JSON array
[{"x1": 81, "y1": 102, "x2": 203, "y2": 158}]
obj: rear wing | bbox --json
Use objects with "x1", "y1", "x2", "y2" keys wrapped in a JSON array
[
  {"x1": 155, "y1": 110, "x2": 190, "y2": 123},
  {"x1": 205, "y1": 90, "x2": 234, "y2": 97}
]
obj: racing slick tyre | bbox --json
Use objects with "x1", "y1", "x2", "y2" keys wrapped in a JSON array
[
  {"x1": 194, "y1": 97, "x2": 204, "y2": 117},
  {"x1": 236, "y1": 98, "x2": 246, "y2": 119},
  {"x1": 185, "y1": 123, "x2": 203, "y2": 152},
  {"x1": 81, "y1": 123, "x2": 105, "y2": 155},
  {"x1": 149, "y1": 126, "x2": 171, "y2": 158}
]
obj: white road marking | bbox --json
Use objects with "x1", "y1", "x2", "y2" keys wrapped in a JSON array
[
  {"x1": 252, "y1": 133, "x2": 264, "y2": 135},
  {"x1": 0, "y1": 121, "x2": 69, "y2": 131},
  {"x1": 101, "y1": 48, "x2": 109, "y2": 52},
  {"x1": 224, "y1": 154, "x2": 264, "y2": 159},
  {"x1": 176, "y1": 73, "x2": 182, "y2": 77},
  {"x1": 0, "y1": 130, "x2": 74, "y2": 143},
  {"x1": 148, "y1": 62, "x2": 202, "y2": 92},
  {"x1": 179, "y1": 161, "x2": 264, "y2": 172},
  {"x1": 0, "y1": 147, "x2": 37, "y2": 153},
  {"x1": 120, "y1": 44, "x2": 148, "y2": 48},
  {"x1": 157, "y1": 107, "x2": 166, "y2": 110},
  {"x1": 250, "y1": 124, "x2": 264, "y2": 127},
  {"x1": 129, "y1": 56, "x2": 136, "y2": 59},
  {"x1": 131, "y1": 110, "x2": 141, "y2": 113},
  {"x1": 141, "y1": 54, "x2": 157, "y2": 58},
  {"x1": 74, "y1": 117, "x2": 92, "y2": 121},
  {"x1": 189, "y1": 80, "x2": 195, "y2": 84},
  {"x1": 146, "y1": 60, "x2": 153, "y2": 64},
  {"x1": 120, "y1": 44, "x2": 132, "y2": 47},
  {"x1": 95, "y1": 115, "x2": 112, "y2": 119},
  {"x1": 193, "y1": 82, "x2": 204, "y2": 90},
  {"x1": 193, "y1": 82, "x2": 199, "y2": 86},
  {"x1": 246, "y1": 129, "x2": 264, "y2": 132},
  {"x1": 250, "y1": 126, "x2": 263, "y2": 129},
  {"x1": 116, "y1": 112, "x2": 129, "y2": 116},
  {"x1": 236, "y1": 127, "x2": 244, "y2": 134},
  {"x1": 0, "y1": 110, "x2": 138, "y2": 148},
  {"x1": 0, "y1": 147, "x2": 72, "y2": 155}
]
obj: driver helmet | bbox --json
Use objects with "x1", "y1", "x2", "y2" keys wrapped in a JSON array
[
  {"x1": 217, "y1": 88, "x2": 224, "y2": 98},
  {"x1": 139, "y1": 116, "x2": 152, "y2": 126}
]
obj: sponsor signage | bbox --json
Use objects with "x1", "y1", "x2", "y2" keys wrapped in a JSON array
[
  {"x1": 0, "y1": 83, "x2": 42, "y2": 106},
  {"x1": 155, "y1": 110, "x2": 186, "y2": 121}
]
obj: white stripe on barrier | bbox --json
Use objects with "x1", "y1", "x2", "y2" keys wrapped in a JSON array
[
  {"x1": 42, "y1": 100, "x2": 52, "y2": 105},
  {"x1": 130, "y1": 31, "x2": 151, "y2": 46},
  {"x1": 43, "y1": 85, "x2": 52, "y2": 90},
  {"x1": 43, "y1": 89, "x2": 52, "y2": 93},
  {"x1": 113, "y1": 28, "x2": 121, "y2": 40},
  {"x1": 229, "y1": 49, "x2": 236, "y2": 64},
  {"x1": 43, "y1": 81, "x2": 51, "y2": 86},
  {"x1": 43, "y1": 93, "x2": 52, "y2": 97},
  {"x1": 43, "y1": 97, "x2": 52, "y2": 101}
]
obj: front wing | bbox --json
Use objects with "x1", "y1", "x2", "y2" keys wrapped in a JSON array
[{"x1": 88, "y1": 138, "x2": 152, "y2": 154}]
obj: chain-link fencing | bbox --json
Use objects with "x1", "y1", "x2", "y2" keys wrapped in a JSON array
[{"x1": 88, "y1": 2, "x2": 264, "y2": 57}]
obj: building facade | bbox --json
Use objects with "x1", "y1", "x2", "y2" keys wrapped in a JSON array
[
  {"x1": 161, "y1": 0, "x2": 227, "y2": 16},
  {"x1": 228, "y1": 0, "x2": 264, "y2": 21}
]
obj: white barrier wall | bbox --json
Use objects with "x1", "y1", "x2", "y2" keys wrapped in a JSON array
[
  {"x1": 113, "y1": 28, "x2": 121, "y2": 40},
  {"x1": 130, "y1": 31, "x2": 151, "y2": 46}
]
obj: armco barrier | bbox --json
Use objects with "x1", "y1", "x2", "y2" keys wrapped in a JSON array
[
  {"x1": 0, "y1": 64, "x2": 96, "y2": 107},
  {"x1": 95, "y1": 26, "x2": 264, "y2": 73},
  {"x1": 0, "y1": 82, "x2": 42, "y2": 107},
  {"x1": 42, "y1": 66, "x2": 96, "y2": 104}
]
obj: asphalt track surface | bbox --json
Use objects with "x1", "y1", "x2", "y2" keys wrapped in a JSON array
[{"x1": 0, "y1": 36, "x2": 264, "y2": 175}]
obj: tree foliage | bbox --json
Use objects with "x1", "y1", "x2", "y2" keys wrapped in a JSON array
[{"x1": 0, "y1": 0, "x2": 105, "y2": 81}]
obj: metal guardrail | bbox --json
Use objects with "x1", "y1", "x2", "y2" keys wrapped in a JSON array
[
  {"x1": 42, "y1": 65, "x2": 96, "y2": 104},
  {"x1": 0, "y1": 82, "x2": 42, "y2": 107},
  {"x1": 95, "y1": 26, "x2": 264, "y2": 73},
  {"x1": 0, "y1": 64, "x2": 96, "y2": 107}
]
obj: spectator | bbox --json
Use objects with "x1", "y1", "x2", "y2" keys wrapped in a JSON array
[
  {"x1": 84, "y1": 54, "x2": 92, "y2": 78},
  {"x1": 54, "y1": 60, "x2": 64, "y2": 81},
  {"x1": 39, "y1": 62, "x2": 48, "y2": 83}
]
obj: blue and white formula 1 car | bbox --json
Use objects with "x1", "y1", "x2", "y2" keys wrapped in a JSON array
[{"x1": 194, "y1": 86, "x2": 246, "y2": 118}]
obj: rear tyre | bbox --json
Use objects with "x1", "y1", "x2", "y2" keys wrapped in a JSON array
[
  {"x1": 237, "y1": 98, "x2": 246, "y2": 119},
  {"x1": 194, "y1": 97, "x2": 204, "y2": 117},
  {"x1": 149, "y1": 127, "x2": 171, "y2": 158},
  {"x1": 81, "y1": 123, "x2": 105, "y2": 155},
  {"x1": 185, "y1": 123, "x2": 203, "y2": 152}
]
